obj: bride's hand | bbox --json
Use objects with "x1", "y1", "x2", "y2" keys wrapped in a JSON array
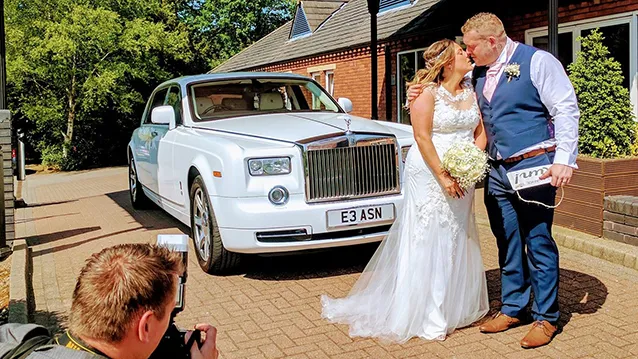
[{"x1": 438, "y1": 172, "x2": 465, "y2": 199}]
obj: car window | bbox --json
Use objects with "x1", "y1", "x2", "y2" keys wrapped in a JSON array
[
  {"x1": 189, "y1": 78, "x2": 341, "y2": 121},
  {"x1": 143, "y1": 88, "x2": 169, "y2": 124},
  {"x1": 166, "y1": 86, "x2": 182, "y2": 125}
]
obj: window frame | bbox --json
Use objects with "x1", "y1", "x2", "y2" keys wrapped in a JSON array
[
  {"x1": 165, "y1": 85, "x2": 183, "y2": 126},
  {"x1": 142, "y1": 86, "x2": 171, "y2": 125},
  {"x1": 325, "y1": 70, "x2": 334, "y2": 96},
  {"x1": 396, "y1": 47, "x2": 426, "y2": 124},
  {"x1": 524, "y1": 11, "x2": 637, "y2": 90},
  {"x1": 310, "y1": 72, "x2": 322, "y2": 109}
]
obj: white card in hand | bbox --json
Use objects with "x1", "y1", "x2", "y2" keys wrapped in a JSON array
[{"x1": 506, "y1": 165, "x2": 552, "y2": 191}]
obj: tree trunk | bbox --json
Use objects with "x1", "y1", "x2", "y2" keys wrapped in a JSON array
[{"x1": 64, "y1": 71, "x2": 77, "y2": 158}]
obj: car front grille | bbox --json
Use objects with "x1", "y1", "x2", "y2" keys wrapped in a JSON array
[{"x1": 303, "y1": 134, "x2": 400, "y2": 203}]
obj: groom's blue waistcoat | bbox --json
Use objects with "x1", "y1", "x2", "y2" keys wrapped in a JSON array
[{"x1": 474, "y1": 44, "x2": 552, "y2": 159}]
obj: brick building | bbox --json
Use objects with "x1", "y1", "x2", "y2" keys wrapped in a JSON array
[{"x1": 213, "y1": 0, "x2": 638, "y2": 123}]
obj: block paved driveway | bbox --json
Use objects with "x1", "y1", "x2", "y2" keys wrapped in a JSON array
[{"x1": 15, "y1": 167, "x2": 638, "y2": 358}]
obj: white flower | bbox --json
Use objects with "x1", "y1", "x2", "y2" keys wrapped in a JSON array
[
  {"x1": 441, "y1": 141, "x2": 490, "y2": 190},
  {"x1": 504, "y1": 63, "x2": 520, "y2": 82}
]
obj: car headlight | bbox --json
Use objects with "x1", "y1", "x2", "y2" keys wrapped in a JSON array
[
  {"x1": 401, "y1": 146, "x2": 411, "y2": 163},
  {"x1": 248, "y1": 157, "x2": 291, "y2": 176}
]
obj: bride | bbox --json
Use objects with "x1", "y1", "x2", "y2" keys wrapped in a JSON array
[{"x1": 320, "y1": 39, "x2": 490, "y2": 343}]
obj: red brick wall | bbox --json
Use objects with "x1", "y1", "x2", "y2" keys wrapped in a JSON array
[
  {"x1": 505, "y1": 0, "x2": 638, "y2": 42},
  {"x1": 247, "y1": 1, "x2": 636, "y2": 122},
  {"x1": 256, "y1": 47, "x2": 392, "y2": 120},
  {"x1": 253, "y1": 38, "x2": 423, "y2": 122}
]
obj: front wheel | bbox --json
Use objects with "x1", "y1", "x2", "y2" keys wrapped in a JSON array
[{"x1": 190, "y1": 175, "x2": 241, "y2": 274}]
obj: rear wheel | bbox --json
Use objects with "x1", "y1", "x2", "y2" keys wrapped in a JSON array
[
  {"x1": 190, "y1": 175, "x2": 240, "y2": 274},
  {"x1": 129, "y1": 155, "x2": 150, "y2": 209}
]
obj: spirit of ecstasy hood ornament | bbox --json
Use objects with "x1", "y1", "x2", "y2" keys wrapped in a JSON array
[{"x1": 342, "y1": 115, "x2": 352, "y2": 134}]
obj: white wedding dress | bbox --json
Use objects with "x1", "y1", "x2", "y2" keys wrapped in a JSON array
[{"x1": 321, "y1": 81, "x2": 489, "y2": 343}]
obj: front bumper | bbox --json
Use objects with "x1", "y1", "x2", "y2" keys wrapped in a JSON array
[{"x1": 212, "y1": 193, "x2": 404, "y2": 254}]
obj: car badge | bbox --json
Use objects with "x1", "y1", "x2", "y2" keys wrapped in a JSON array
[{"x1": 342, "y1": 115, "x2": 352, "y2": 134}]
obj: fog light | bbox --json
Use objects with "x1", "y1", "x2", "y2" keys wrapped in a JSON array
[{"x1": 268, "y1": 186, "x2": 289, "y2": 205}]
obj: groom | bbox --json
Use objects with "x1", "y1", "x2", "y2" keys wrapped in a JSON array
[{"x1": 407, "y1": 12, "x2": 579, "y2": 348}]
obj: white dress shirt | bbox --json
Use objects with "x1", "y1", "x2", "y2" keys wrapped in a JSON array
[{"x1": 489, "y1": 37, "x2": 580, "y2": 168}]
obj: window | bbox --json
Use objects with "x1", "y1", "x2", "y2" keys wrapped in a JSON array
[
  {"x1": 583, "y1": 24, "x2": 630, "y2": 88},
  {"x1": 397, "y1": 48, "x2": 423, "y2": 125},
  {"x1": 531, "y1": 32, "x2": 574, "y2": 69},
  {"x1": 525, "y1": 13, "x2": 636, "y2": 90},
  {"x1": 143, "y1": 88, "x2": 168, "y2": 124},
  {"x1": 189, "y1": 78, "x2": 341, "y2": 121},
  {"x1": 325, "y1": 71, "x2": 334, "y2": 96},
  {"x1": 311, "y1": 72, "x2": 321, "y2": 109},
  {"x1": 165, "y1": 86, "x2": 182, "y2": 125},
  {"x1": 379, "y1": 0, "x2": 413, "y2": 14}
]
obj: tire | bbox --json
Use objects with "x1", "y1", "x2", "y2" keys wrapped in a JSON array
[
  {"x1": 129, "y1": 155, "x2": 151, "y2": 209},
  {"x1": 190, "y1": 175, "x2": 240, "y2": 274}
]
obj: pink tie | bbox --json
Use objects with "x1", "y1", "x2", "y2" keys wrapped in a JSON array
[{"x1": 483, "y1": 63, "x2": 503, "y2": 102}]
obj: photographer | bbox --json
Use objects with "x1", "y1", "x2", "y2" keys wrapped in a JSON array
[{"x1": 0, "y1": 243, "x2": 218, "y2": 359}]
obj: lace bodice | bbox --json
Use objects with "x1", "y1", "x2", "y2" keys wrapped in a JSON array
[{"x1": 427, "y1": 80, "x2": 480, "y2": 139}]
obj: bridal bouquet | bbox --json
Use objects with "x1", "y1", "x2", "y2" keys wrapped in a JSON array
[{"x1": 441, "y1": 141, "x2": 489, "y2": 190}]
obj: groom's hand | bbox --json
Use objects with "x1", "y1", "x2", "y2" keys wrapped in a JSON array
[
  {"x1": 406, "y1": 84, "x2": 425, "y2": 104},
  {"x1": 539, "y1": 164, "x2": 573, "y2": 187}
]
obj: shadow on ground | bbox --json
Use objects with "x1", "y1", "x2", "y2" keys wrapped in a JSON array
[
  {"x1": 244, "y1": 242, "x2": 381, "y2": 280},
  {"x1": 18, "y1": 247, "x2": 68, "y2": 334},
  {"x1": 484, "y1": 268, "x2": 607, "y2": 329},
  {"x1": 106, "y1": 190, "x2": 189, "y2": 234}
]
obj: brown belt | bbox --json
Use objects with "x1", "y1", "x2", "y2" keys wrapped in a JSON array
[{"x1": 503, "y1": 145, "x2": 556, "y2": 163}]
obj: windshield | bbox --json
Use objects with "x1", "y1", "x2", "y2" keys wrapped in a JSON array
[{"x1": 189, "y1": 78, "x2": 342, "y2": 121}]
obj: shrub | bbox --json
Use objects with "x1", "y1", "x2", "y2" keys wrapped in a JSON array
[{"x1": 567, "y1": 28, "x2": 637, "y2": 158}]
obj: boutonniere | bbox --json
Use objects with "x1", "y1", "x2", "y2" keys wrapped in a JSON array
[{"x1": 504, "y1": 63, "x2": 520, "y2": 82}]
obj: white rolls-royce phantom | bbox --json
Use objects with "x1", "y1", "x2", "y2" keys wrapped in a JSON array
[{"x1": 128, "y1": 73, "x2": 414, "y2": 274}]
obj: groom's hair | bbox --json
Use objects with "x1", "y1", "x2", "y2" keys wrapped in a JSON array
[{"x1": 462, "y1": 12, "x2": 506, "y2": 39}]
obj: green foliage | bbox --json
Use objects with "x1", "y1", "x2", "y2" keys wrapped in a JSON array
[
  {"x1": 632, "y1": 122, "x2": 638, "y2": 156},
  {"x1": 6, "y1": 0, "x2": 295, "y2": 170},
  {"x1": 177, "y1": 0, "x2": 296, "y2": 69},
  {"x1": 40, "y1": 146, "x2": 64, "y2": 169},
  {"x1": 567, "y1": 29, "x2": 637, "y2": 158}
]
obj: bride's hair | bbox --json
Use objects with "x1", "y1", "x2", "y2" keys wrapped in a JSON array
[{"x1": 407, "y1": 39, "x2": 456, "y2": 87}]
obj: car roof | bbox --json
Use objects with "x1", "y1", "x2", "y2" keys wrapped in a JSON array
[{"x1": 157, "y1": 72, "x2": 312, "y2": 88}]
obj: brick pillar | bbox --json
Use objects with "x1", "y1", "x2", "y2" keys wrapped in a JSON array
[{"x1": 0, "y1": 110, "x2": 13, "y2": 248}]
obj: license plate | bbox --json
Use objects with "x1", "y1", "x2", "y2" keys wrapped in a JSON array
[{"x1": 326, "y1": 203, "x2": 395, "y2": 229}]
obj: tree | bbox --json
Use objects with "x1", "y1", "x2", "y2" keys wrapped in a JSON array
[
  {"x1": 6, "y1": 0, "x2": 195, "y2": 168},
  {"x1": 5, "y1": 0, "x2": 295, "y2": 170},
  {"x1": 178, "y1": 0, "x2": 296, "y2": 69},
  {"x1": 567, "y1": 29, "x2": 637, "y2": 158}
]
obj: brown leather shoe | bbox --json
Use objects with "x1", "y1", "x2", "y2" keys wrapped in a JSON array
[
  {"x1": 479, "y1": 312, "x2": 522, "y2": 333},
  {"x1": 520, "y1": 320, "x2": 557, "y2": 349}
]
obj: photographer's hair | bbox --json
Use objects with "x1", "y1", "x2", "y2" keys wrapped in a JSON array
[
  {"x1": 69, "y1": 243, "x2": 184, "y2": 342},
  {"x1": 461, "y1": 12, "x2": 507, "y2": 40},
  {"x1": 407, "y1": 39, "x2": 456, "y2": 87}
]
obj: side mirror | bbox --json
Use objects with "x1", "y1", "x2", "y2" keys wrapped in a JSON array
[
  {"x1": 151, "y1": 105, "x2": 176, "y2": 130},
  {"x1": 338, "y1": 98, "x2": 353, "y2": 113}
]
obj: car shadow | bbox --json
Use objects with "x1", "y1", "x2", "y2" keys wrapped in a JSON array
[
  {"x1": 243, "y1": 242, "x2": 380, "y2": 280},
  {"x1": 105, "y1": 190, "x2": 189, "y2": 235}
]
